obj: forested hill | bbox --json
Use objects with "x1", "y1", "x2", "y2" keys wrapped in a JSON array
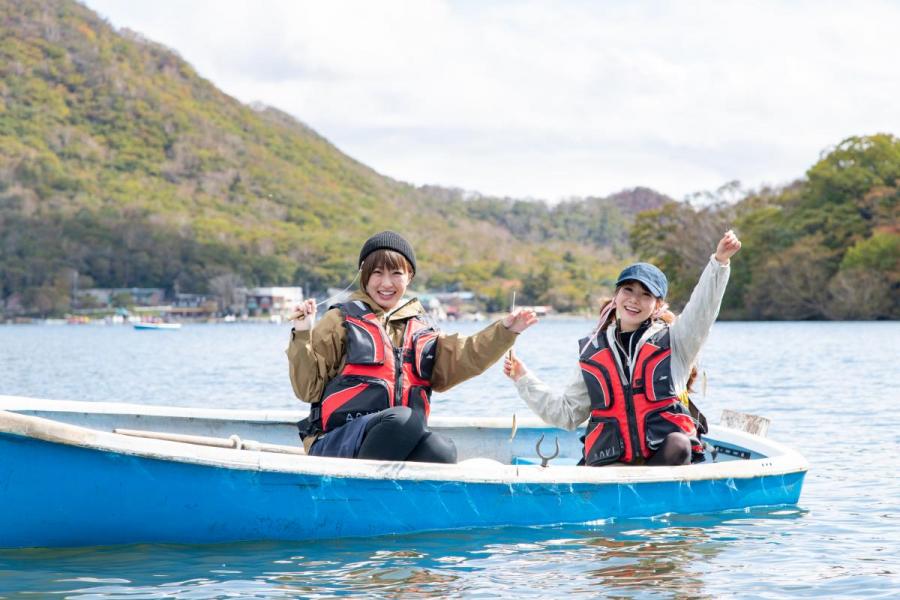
[
  {"x1": 4, "y1": 1, "x2": 895, "y2": 320},
  {"x1": 631, "y1": 135, "x2": 899, "y2": 320},
  {"x1": 0, "y1": 0, "x2": 663, "y2": 315}
]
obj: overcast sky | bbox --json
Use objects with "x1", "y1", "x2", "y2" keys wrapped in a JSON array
[{"x1": 82, "y1": 0, "x2": 900, "y2": 202}]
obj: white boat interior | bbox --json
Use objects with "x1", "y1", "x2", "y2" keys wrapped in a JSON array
[{"x1": 0, "y1": 395, "x2": 801, "y2": 473}]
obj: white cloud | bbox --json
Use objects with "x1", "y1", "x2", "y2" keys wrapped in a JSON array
[{"x1": 83, "y1": 0, "x2": 900, "y2": 201}]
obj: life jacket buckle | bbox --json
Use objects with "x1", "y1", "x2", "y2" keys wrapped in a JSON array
[
  {"x1": 632, "y1": 378, "x2": 646, "y2": 394},
  {"x1": 298, "y1": 404, "x2": 323, "y2": 440}
]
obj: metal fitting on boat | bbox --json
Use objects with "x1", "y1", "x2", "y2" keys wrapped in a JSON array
[{"x1": 535, "y1": 434, "x2": 560, "y2": 467}]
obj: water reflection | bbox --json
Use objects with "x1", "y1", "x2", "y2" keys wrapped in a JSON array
[
  {"x1": 0, "y1": 508, "x2": 807, "y2": 598},
  {"x1": 576, "y1": 527, "x2": 713, "y2": 597},
  {"x1": 2, "y1": 321, "x2": 896, "y2": 597},
  {"x1": 562, "y1": 509, "x2": 794, "y2": 598}
]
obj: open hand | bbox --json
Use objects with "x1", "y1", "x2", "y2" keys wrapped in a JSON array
[
  {"x1": 502, "y1": 308, "x2": 538, "y2": 333},
  {"x1": 289, "y1": 299, "x2": 317, "y2": 331},
  {"x1": 715, "y1": 229, "x2": 742, "y2": 265},
  {"x1": 503, "y1": 349, "x2": 527, "y2": 382}
]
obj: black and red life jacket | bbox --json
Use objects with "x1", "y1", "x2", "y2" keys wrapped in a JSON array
[
  {"x1": 578, "y1": 327, "x2": 702, "y2": 466},
  {"x1": 308, "y1": 300, "x2": 439, "y2": 434}
]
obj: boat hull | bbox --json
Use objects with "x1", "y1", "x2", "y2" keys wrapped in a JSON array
[
  {"x1": 0, "y1": 397, "x2": 808, "y2": 548},
  {"x1": 0, "y1": 431, "x2": 804, "y2": 548}
]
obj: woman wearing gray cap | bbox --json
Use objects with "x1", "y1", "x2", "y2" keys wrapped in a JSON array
[
  {"x1": 288, "y1": 231, "x2": 537, "y2": 463},
  {"x1": 505, "y1": 230, "x2": 741, "y2": 466}
]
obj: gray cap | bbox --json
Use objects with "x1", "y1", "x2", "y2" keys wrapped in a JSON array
[{"x1": 615, "y1": 262, "x2": 668, "y2": 298}]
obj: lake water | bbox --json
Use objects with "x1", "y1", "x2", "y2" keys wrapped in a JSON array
[{"x1": 0, "y1": 320, "x2": 898, "y2": 598}]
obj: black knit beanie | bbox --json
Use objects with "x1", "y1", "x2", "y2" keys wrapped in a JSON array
[{"x1": 358, "y1": 231, "x2": 417, "y2": 274}]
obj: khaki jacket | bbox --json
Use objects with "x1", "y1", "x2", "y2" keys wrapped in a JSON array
[{"x1": 286, "y1": 290, "x2": 518, "y2": 451}]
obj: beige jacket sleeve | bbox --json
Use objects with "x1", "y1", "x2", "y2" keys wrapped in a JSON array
[
  {"x1": 287, "y1": 307, "x2": 518, "y2": 399},
  {"x1": 429, "y1": 320, "x2": 519, "y2": 392},
  {"x1": 285, "y1": 308, "x2": 346, "y2": 403}
]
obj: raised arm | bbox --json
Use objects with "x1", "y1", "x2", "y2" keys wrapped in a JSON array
[
  {"x1": 670, "y1": 230, "x2": 741, "y2": 372},
  {"x1": 430, "y1": 308, "x2": 537, "y2": 392},
  {"x1": 715, "y1": 229, "x2": 742, "y2": 265}
]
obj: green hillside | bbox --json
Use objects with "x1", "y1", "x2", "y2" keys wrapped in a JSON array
[
  {"x1": 2, "y1": 0, "x2": 895, "y2": 320},
  {"x1": 0, "y1": 0, "x2": 650, "y2": 316}
]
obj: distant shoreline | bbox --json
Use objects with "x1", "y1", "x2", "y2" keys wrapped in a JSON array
[{"x1": 3, "y1": 315, "x2": 896, "y2": 326}]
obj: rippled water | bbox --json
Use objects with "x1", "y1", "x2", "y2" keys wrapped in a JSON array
[{"x1": 1, "y1": 320, "x2": 898, "y2": 598}]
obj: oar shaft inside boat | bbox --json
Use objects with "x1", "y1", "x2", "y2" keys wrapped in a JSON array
[{"x1": 113, "y1": 428, "x2": 305, "y2": 455}]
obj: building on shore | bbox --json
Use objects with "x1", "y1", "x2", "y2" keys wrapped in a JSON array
[
  {"x1": 77, "y1": 288, "x2": 166, "y2": 308},
  {"x1": 73, "y1": 286, "x2": 303, "y2": 320},
  {"x1": 169, "y1": 293, "x2": 219, "y2": 318},
  {"x1": 243, "y1": 287, "x2": 304, "y2": 319}
]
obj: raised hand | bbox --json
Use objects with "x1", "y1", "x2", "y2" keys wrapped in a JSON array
[
  {"x1": 289, "y1": 299, "x2": 317, "y2": 331},
  {"x1": 503, "y1": 349, "x2": 527, "y2": 382},
  {"x1": 715, "y1": 229, "x2": 742, "y2": 265},
  {"x1": 502, "y1": 308, "x2": 538, "y2": 333}
]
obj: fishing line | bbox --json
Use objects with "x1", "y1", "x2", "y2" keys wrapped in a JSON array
[
  {"x1": 508, "y1": 290, "x2": 517, "y2": 360},
  {"x1": 290, "y1": 270, "x2": 361, "y2": 321},
  {"x1": 313, "y1": 269, "x2": 361, "y2": 307}
]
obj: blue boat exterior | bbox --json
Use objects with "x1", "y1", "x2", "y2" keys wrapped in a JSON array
[{"x1": 0, "y1": 429, "x2": 806, "y2": 548}]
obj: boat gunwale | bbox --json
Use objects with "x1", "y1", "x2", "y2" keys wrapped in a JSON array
[{"x1": 0, "y1": 396, "x2": 809, "y2": 486}]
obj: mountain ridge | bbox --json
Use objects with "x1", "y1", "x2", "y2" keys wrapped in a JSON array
[{"x1": 1, "y1": 0, "x2": 665, "y2": 315}]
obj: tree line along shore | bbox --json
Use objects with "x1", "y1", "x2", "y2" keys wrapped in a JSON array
[{"x1": 1, "y1": 1, "x2": 896, "y2": 321}]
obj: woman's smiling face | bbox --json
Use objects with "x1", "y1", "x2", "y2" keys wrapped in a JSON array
[
  {"x1": 364, "y1": 265, "x2": 411, "y2": 310},
  {"x1": 615, "y1": 280, "x2": 660, "y2": 331}
]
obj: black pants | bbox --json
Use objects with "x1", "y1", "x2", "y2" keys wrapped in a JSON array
[
  {"x1": 646, "y1": 432, "x2": 692, "y2": 466},
  {"x1": 357, "y1": 406, "x2": 457, "y2": 464}
]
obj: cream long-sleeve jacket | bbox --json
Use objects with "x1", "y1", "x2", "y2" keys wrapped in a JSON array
[{"x1": 513, "y1": 255, "x2": 731, "y2": 430}]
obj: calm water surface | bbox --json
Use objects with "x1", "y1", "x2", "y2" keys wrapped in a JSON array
[{"x1": 0, "y1": 320, "x2": 898, "y2": 598}]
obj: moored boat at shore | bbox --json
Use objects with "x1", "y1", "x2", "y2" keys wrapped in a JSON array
[
  {"x1": 133, "y1": 322, "x2": 182, "y2": 330},
  {"x1": 0, "y1": 395, "x2": 808, "y2": 549}
]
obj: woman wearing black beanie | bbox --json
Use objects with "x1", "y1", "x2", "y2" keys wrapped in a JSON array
[{"x1": 287, "y1": 231, "x2": 537, "y2": 463}]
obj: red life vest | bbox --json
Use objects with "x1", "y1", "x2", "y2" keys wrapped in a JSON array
[
  {"x1": 312, "y1": 301, "x2": 439, "y2": 433},
  {"x1": 578, "y1": 327, "x2": 701, "y2": 466}
]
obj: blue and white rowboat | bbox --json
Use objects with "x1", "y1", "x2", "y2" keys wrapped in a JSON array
[{"x1": 0, "y1": 396, "x2": 808, "y2": 549}]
